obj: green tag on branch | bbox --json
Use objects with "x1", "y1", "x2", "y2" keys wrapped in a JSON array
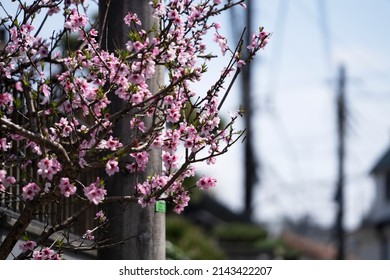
[{"x1": 155, "y1": 200, "x2": 166, "y2": 213}]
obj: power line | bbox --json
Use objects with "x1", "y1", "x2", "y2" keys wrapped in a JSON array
[
  {"x1": 317, "y1": 0, "x2": 333, "y2": 74},
  {"x1": 263, "y1": 0, "x2": 290, "y2": 108}
]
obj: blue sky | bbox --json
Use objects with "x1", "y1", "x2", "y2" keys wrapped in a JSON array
[{"x1": 204, "y1": 0, "x2": 390, "y2": 231}]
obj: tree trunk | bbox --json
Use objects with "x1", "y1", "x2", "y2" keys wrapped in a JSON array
[{"x1": 98, "y1": 0, "x2": 165, "y2": 260}]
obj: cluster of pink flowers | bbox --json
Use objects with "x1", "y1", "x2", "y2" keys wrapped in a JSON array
[
  {"x1": 58, "y1": 178, "x2": 77, "y2": 197},
  {"x1": 83, "y1": 230, "x2": 95, "y2": 241},
  {"x1": 22, "y1": 183, "x2": 41, "y2": 201},
  {"x1": 105, "y1": 158, "x2": 120, "y2": 176},
  {"x1": 33, "y1": 247, "x2": 61, "y2": 260},
  {"x1": 95, "y1": 210, "x2": 107, "y2": 223},
  {"x1": 0, "y1": 0, "x2": 270, "y2": 206},
  {"x1": 0, "y1": 0, "x2": 270, "y2": 258},
  {"x1": 83, "y1": 178, "x2": 107, "y2": 205},
  {"x1": 0, "y1": 170, "x2": 16, "y2": 192},
  {"x1": 247, "y1": 29, "x2": 270, "y2": 55},
  {"x1": 19, "y1": 240, "x2": 37, "y2": 253},
  {"x1": 196, "y1": 176, "x2": 217, "y2": 190},
  {"x1": 128, "y1": 151, "x2": 149, "y2": 172},
  {"x1": 64, "y1": 8, "x2": 88, "y2": 32},
  {"x1": 37, "y1": 157, "x2": 62, "y2": 181},
  {"x1": 0, "y1": 93, "x2": 13, "y2": 114}
]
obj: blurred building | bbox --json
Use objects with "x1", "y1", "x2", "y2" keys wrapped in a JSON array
[{"x1": 347, "y1": 145, "x2": 390, "y2": 259}]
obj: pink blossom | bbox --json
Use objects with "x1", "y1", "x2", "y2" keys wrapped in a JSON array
[
  {"x1": 37, "y1": 157, "x2": 62, "y2": 181},
  {"x1": 173, "y1": 191, "x2": 190, "y2": 214},
  {"x1": 57, "y1": 117, "x2": 73, "y2": 137},
  {"x1": 0, "y1": 171, "x2": 13, "y2": 193},
  {"x1": 133, "y1": 92, "x2": 146, "y2": 104},
  {"x1": 3, "y1": 176, "x2": 16, "y2": 187},
  {"x1": 130, "y1": 118, "x2": 146, "y2": 132},
  {"x1": 167, "y1": 9, "x2": 179, "y2": 20},
  {"x1": 206, "y1": 156, "x2": 217, "y2": 165},
  {"x1": 99, "y1": 136, "x2": 123, "y2": 151},
  {"x1": 58, "y1": 177, "x2": 77, "y2": 197},
  {"x1": 15, "y1": 81, "x2": 23, "y2": 92},
  {"x1": 237, "y1": 59, "x2": 246, "y2": 68},
  {"x1": 129, "y1": 73, "x2": 145, "y2": 84},
  {"x1": 83, "y1": 230, "x2": 95, "y2": 240},
  {"x1": 48, "y1": 6, "x2": 61, "y2": 16},
  {"x1": 64, "y1": 9, "x2": 87, "y2": 32},
  {"x1": 40, "y1": 84, "x2": 51, "y2": 104},
  {"x1": 0, "y1": 93, "x2": 13, "y2": 108},
  {"x1": 247, "y1": 30, "x2": 270, "y2": 52},
  {"x1": 84, "y1": 178, "x2": 107, "y2": 205},
  {"x1": 105, "y1": 158, "x2": 120, "y2": 176},
  {"x1": 124, "y1": 12, "x2": 142, "y2": 26},
  {"x1": 196, "y1": 176, "x2": 217, "y2": 190},
  {"x1": 137, "y1": 180, "x2": 151, "y2": 196},
  {"x1": 167, "y1": 105, "x2": 181, "y2": 123},
  {"x1": 162, "y1": 152, "x2": 179, "y2": 170},
  {"x1": 19, "y1": 240, "x2": 37, "y2": 252},
  {"x1": 33, "y1": 247, "x2": 60, "y2": 260},
  {"x1": 213, "y1": 33, "x2": 228, "y2": 56},
  {"x1": 95, "y1": 210, "x2": 107, "y2": 222},
  {"x1": 213, "y1": 22, "x2": 221, "y2": 30},
  {"x1": 0, "y1": 170, "x2": 6, "y2": 181},
  {"x1": 27, "y1": 140, "x2": 42, "y2": 155},
  {"x1": 22, "y1": 182, "x2": 41, "y2": 201}
]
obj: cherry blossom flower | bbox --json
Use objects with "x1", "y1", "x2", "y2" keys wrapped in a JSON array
[
  {"x1": 95, "y1": 210, "x2": 107, "y2": 223},
  {"x1": 196, "y1": 176, "x2": 217, "y2": 190},
  {"x1": 213, "y1": 33, "x2": 228, "y2": 55},
  {"x1": 22, "y1": 183, "x2": 41, "y2": 201},
  {"x1": 64, "y1": 9, "x2": 87, "y2": 32},
  {"x1": 19, "y1": 240, "x2": 37, "y2": 252},
  {"x1": 130, "y1": 151, "x2": 149, "y2": 171},
  {"x1": 173, "y1": 191, "x2": 190, "y2": 214},
  {"x1": 33, "y1": 247, "x2": 61, "y2": 260},
  {"x1": 162, "y1": 152, "x2": 179, "y2": 170},
  {"x1": 105, "y1": 158, "x2": 120, "y2": 176},
  {"x1": 84, "y1": 179, "x2": 107, "y2": 205},
  {"x1": 124, "y1": 12, "x2": 142, "y2": 26},
  {"x1": 37, "y1": 157, "x2": 62, "y2": 181},
  {"x1": 83, "y1": 230, "x2": 95, "y2": 241},
  {"x1": 58, "y1": 178, "x2": 77, "y2": 198}
]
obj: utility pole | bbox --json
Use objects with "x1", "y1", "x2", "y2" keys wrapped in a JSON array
[
  {"x1": 335, "y1": 64, "x2": 346, "y2": 260},
  {"x1": 242, "y1": 0, "x2": 259, "y2": 220},
  {"x1": 98, "y1": 0, "x2": 165, "y2": 259},
  {"x1": 229, "y1": 0, "x2": 258, "y2": 220}
]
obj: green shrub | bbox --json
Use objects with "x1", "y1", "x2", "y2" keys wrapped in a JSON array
[{"x1": 166, "y1": 216, "x2": 225, "y2": 260}]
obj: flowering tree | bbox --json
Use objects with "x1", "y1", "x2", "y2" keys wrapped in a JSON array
[{"x1": 0, "y1": 0, "x2": 269, "y2": 259}]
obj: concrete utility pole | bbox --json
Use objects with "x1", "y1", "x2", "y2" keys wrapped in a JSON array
[
  {"x1": 335, "y1": 64, "x2": 346, "y2": 260},
  {"x1": 98, "y1": 0, "x2": 165, "y2": 259},
  {"x1": 242, "y1": 0, "x2": 259, "y2": 220},
  {"x1": 230, "y1": 0, "x2": 259, "y2": 221}
]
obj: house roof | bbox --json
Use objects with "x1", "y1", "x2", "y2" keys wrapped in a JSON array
[
  {"x1": 280, "y1": 231, "x2": 356, "y2": 260},
  {"x1": 280, "y1": 231, "x2": 337, "y2": 259},
  {"x1": 371, "y1": 146, "x2": 390, "y2": 174}
]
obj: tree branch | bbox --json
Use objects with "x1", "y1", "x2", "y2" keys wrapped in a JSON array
[{"x1": 0, "y1": 117, "x2": 73, "y2": 169}]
